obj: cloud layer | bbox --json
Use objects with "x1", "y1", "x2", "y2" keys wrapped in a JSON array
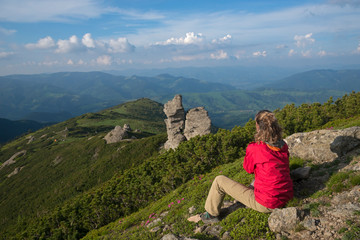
[{"x1": 0, "y1": 0, "x2": 360, "y2": 74}]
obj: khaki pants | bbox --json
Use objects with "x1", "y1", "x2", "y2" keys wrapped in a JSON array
[{"x1": 205, "y1": 175, "x2": 272, "y2": 216}]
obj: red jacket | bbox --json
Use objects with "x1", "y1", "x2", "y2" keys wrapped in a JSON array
[{"x1": 243, "y1": 141, "x2": 293, "y2": 209}]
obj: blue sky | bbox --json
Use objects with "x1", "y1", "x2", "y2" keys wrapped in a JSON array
[{"x1": 0, "y1": 0, "x2": 360, "y2": 75}]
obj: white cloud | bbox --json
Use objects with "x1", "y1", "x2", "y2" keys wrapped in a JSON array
[
  {"x1": 82, "y1": 33, "x2": 95, "y2": 48},
  {"x1": 56, "y1": 35, "x2": 80, "y2": 53},
  {"x1": 0, "y1": 26, "x2": 16, "y2": 35},
  {"x1": 97, "y1": 55, "x2": 112, "y2": 65},
  {"x1": 210, "y1": 50, "x2": 228, "y2": 60},
  {"x1": 318, "y1": 50, "x2": 327, "y2": 57},
  {"x1": 212, "y1": 34, "x2": 232, "y2": 44},
  {"x1": 288, "y1": 49, "x2": 296, "y2": 56},
  {"x1": 301, "y1": 50, "x2": 312, "y2": 57},
  {"x1": 26, "y1": 36, "x2": 55, "y2": 49},
  {"x1": 39, "y1": 60, "x2": 59, "y2": 66},
  {"x1": 172, "y1": 55, "x2": 205, "y2": 62},
  {"x1": 108, "y1": 38, "x2": 135, "y2": 53},
  {"x1": 0, "y1": 51, "x2": 14, "y2": 59},
  {"x1": 156, "y1": 32, "x2": 204, "y2": 45},
  {"x1": 253, "y1": 51, "x2": 267, "y2": 57},
  {"x1": 294, "y1": 33, "x2": 315, "y2": 48}
]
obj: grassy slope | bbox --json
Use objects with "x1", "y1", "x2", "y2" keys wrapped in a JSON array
[{"x1": 0, "y1": 98, "x2": 166, "y2": 236}]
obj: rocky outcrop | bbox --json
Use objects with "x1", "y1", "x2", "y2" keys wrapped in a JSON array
[
  {"x1": 104, "y1": 125, "x2": 130, "y2": 144},
  {"x1": 0, "y1": 150, "x2": 27, "y2": 170},
  {"x1": 7, "y1": 166, "x2": 25, "y2": 178},
  {"x1": 163, "y1": 95, "x2": 212, "y2": 150},
  {"x1": 163, "y1": 95, "x2": 186, "y2": 150},
  {"x1": 268, "y1": 186, "x2": 360, "y2": 240},
  {"x1": 268, "y1": 207, "x2": 305, "y2": 233},
  {"x1": 184, "y1": 107, "x2": 211, "y2": 140},
  {"x1": 285, "y1": 126, "x2": 360, "y2": 163}
]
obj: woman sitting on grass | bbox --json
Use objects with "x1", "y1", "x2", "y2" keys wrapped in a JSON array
[{"x1": 201, "y1": 110, "x2": 293, "y2": 223}]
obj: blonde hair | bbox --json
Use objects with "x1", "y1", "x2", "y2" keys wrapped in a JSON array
[{"x1": 254, "y1": 110, "x2": 283, "y2": 143}]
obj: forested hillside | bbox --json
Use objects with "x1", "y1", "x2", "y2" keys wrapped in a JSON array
[
  {"x1": 1, "y1": 92, "x2": 359, "y2": 239},
  {"x1": 0, "y1": 118, "x2": 50, "y2": 144}
]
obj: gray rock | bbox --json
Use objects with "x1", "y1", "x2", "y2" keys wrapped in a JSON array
[
  {"x1": 123, "y1": 124, "x2": 132, "y2": 132},
  {"x1": 7, "y1": 167, "x2": 24, "y2": 178},
  {"x1": 184, "y1": 107, "x2": 211, "y2": 140},
  {"x1": 221, "y1": 231, "x2": 231, "y2": 240},
  {"x1": 163, "y1": 95, "x2": 186, "y2": 150},
  {"x1": 147, "y1": 218, "x2": 162, "y2": 228},
  {"x1": 104, "y1": 125, "x2": 128, "y2": 144},
  {"x1": 302, "y1": 217, "x2": 317, "y2": 231},
  {"x1": 204, "y1": 225, "x2": 223, "y2": 237},
  {"x1": 285, "y1": 127, "x2": 360, "y2": 164},
  {"x1": 150, "y1": 226, "x2": 161, "y2": 232},
  {"x1": 161, "y1": 233, "x2": 179, "y2": 240},
  {"x1": 160, "y1": 211, "x2": 169, "y2": 217},
  {"x1": 1, "y1": 150, "x2": 27, "y2": 170},
  {"x1": 291, "y1": 166, "x2": 312, "y2": 181},
  {"x1": 194, "y1": 225, "x2": 206, "y2": 234},
  {"x1": 188, "y1": 206, "x2": 196, "y2": 214},
  {"x1": 27, "y1": 135, "x2": 35, "y2": 144},
  {"x1": 162, "y1": 225, "x2": 171, "y2": 232},
  {"x1": 268, "y1": 207, "x2": 304, "y2": 233}
]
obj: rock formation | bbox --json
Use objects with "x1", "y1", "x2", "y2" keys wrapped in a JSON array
[
  {"x1": 163, "y1": 95, "x2": 186, "y2": 150},
  {"x1": 285, "y1": 126, "x2": 360, "y2": 164},
  {"x1": 104, "y1": 124, "x2": 130, "y2": 144},
  {"x1": 184, "y1": 107, "x2": 211, "y2": 140},
  {"x1": 163, "y1": 95, "x2": 212, "y2": 150}
]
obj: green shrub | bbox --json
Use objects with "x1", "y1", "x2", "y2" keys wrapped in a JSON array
[{"x1": 221, "y1": 208, "x2": 274, "y2": 240}]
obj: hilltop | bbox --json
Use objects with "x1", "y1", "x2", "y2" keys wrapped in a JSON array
[{"x1": 0, "y1": 92, "x2": 359, "y2": 239}]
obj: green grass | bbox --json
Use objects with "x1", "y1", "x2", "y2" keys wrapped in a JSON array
[
  {"x1": 322, "y1": 115, "x2": 360, "y2": 130},
  {"x1": 83, "y1": 157, "x2": 273, "y2": 240},
  {"x1": 289, "y1": 157, "x2": 306, "y2": 170}
]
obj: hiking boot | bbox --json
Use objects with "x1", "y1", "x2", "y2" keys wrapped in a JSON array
[{"x1": 200, "y1": 212, "x2": 219, "y2": 224}]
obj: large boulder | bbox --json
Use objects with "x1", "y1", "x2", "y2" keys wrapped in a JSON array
[
  {"x1": 285, "y1": 127, "x2": 360, "y2": 163},
  {"x1": 268, "y1": 207, "x2": 304, "y2": 233},
  {"x1": 163, "y1": 95, "x2": 186, "y2": 150},
  {"x1": 184, "y1": 107, "x2": 211, "y2": 140},
  {"x1": 104, "y1": 125, "x2": 129, "y2": 144}
]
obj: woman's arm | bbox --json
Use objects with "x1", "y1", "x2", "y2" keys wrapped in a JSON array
[{"x1": 243, "y1": 144, "x2": 255, "y2": 174}]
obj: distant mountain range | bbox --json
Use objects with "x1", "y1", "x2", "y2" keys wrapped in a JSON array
[
  {"x1": 106, "y1": 65, "x2": 298, "y2": 89},
  {"x1": 0, "y1": 72, "x2": 232, "y2": 121},
  {"x1": 0, "y1": 69, "x2": 359, "y2": 132},
  {"x1": 260, "y1": 69, "x2": 360, "y2": 91}
]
